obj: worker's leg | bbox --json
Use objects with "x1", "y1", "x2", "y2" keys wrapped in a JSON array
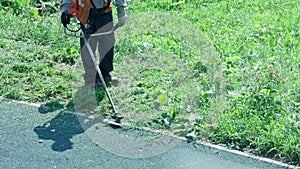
[{"x1": 95, "y1": 11, "x2": 115, "y2": 83}]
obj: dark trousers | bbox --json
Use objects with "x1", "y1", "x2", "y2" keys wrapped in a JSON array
[{"x1": 80, "y1": 9, "x2": 115, "y2": 86}]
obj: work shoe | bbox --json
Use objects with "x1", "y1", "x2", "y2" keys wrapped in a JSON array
[
  {"x1": 95, "y1": 75, "x2": 120, "y2": 88},
  {"x1": 110, "y1": 76, "x2": 120, "y2": 87}
]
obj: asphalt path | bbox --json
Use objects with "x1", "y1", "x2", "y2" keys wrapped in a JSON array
[{"x1": 0, "y1": 100, "x2": 292, "y2": 169}]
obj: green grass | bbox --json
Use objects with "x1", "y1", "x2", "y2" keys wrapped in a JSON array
[
  {"x1": 0, "y1": 11, "x2": 78, "y2": 104},
  {"x1": 1, "y1": 0, "x2": 300, "y2": 166}
]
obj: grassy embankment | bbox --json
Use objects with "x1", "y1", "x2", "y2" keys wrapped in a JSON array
[{"x1": 0, "y1": 0, "x2": 299, "y2": 165}]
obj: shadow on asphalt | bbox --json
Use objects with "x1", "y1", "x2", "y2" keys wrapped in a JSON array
[
  {"x1": 33, "y1": 86, "x2": 106, "y2": 152},
  {"x1": 33, "y1": 111, "x2": 85, "y2": 152},
  {"x1": 1, "y1": 100, "x2": 293, "y2": 169}
]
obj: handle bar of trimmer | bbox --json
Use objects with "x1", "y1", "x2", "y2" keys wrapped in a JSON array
[
  {"x1": 64, "y1": 17, "x2": 120, "y2": 38},
  {"x1": 64, "y1": 17, "x2": 122, "y2": 120}
]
